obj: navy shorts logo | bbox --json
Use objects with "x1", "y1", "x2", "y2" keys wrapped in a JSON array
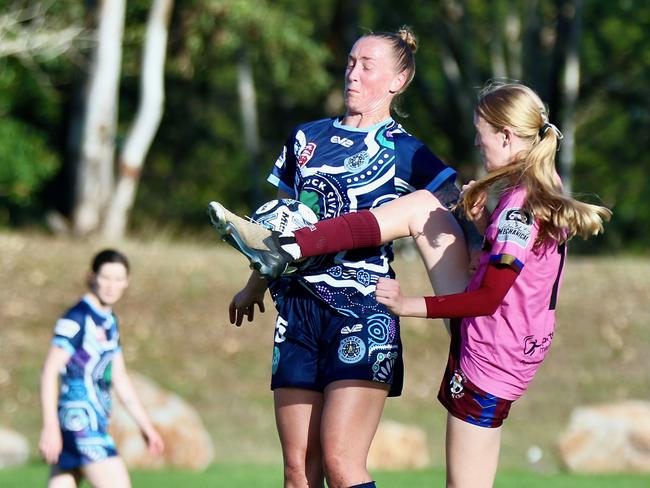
[
  {"x1": 272, "y1": 346, "x2": 280, "y2": 375},
  {"x1": 338, "y1": 336, "x2": 366, "y2": 364}
]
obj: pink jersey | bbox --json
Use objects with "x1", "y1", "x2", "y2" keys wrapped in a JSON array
[{"x1": 459, "y1": 185, "x2": 566, "y2": 400}]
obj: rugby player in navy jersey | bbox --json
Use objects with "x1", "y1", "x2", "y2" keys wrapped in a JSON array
[
  {"x1": 211, "y1": 27, "x2": 478, "y2": 488},
  {"x1": 39, "y1": 250, "x2": 163, "y2": 488}
]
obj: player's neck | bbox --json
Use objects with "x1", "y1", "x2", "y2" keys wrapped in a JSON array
[
  {"x1": 341, "y1": 111, "x2": 392, "y2": 129},
  {"x1": 84, "y1": 292, "x2": 112, "y2": 314}
]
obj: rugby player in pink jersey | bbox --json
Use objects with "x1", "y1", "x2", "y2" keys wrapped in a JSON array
[{"x1": 209, "y1": 82, "x2": 611, "y2": 487}]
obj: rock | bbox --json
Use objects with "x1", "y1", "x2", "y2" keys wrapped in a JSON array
[
  {"x1": 367, "y1": 420, "x2": 430, "y2": 470},
  {"x1": 557, "y1": 400, "x2": 650, "y2": 473},
  {"x1": 0, "y1": 426, "x2": 29, "y2": 468},
  {"x1": 109, "y1": 373, "x2": 214, "y2": 470}
]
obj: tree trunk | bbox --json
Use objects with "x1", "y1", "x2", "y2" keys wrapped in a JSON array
[
  {"x1": 72, "y1": 0, "x2": 125, "y2": 236},
  {"x1": 102, "y1": 0, "x2": 174, "y2": 240},
  {"x1": 558, "y1": 0, "x2": 583, "y2": 194},
  {"x1": 237, "y1": 48, "x2": 262, "y2": 206}
]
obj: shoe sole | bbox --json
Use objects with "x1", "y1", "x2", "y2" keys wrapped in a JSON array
[{"x1": 207, "y1": 201, "x2": 275, "y2": 275}]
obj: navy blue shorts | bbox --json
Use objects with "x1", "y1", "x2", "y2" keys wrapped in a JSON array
[
  {"x1": 58, "y1": 427, "x2": 118, "y2": 470},
  {"x1": 270, "y1": 284, "x2": 403, "y2": 396},
  {"x1": 437, "y1": 319, "x2": 513, "y2": 428}
]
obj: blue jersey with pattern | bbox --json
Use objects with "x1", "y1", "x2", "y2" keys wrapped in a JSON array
[
  {"x1": 52, "y1": 296, "x2": 121, "y2": 433},
  {"x1": 267, "y1": 117, "x2": 456, "y2": 317}
]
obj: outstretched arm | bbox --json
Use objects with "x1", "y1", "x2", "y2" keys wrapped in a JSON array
[
  {"x1": 375, "y1": 264, "x2": 518, "y2": 319},
  {"x1": 111, "y1": 353, "x2": 165, "y2": 456}
]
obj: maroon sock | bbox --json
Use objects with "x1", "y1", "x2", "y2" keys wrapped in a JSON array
[{"x1": 294, "y1": 210, "x2": 381, "y2": 257}]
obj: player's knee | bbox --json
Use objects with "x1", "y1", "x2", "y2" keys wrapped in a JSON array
[
  {"x1": 283, "y1": 455, "x2": 312, "y2": 485},
  {"x1": 322, "y1": 450, "x2": 353, "y2": 482}
]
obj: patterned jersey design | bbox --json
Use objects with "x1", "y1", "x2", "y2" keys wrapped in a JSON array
[
  {"x1": 51, "y1": 296, "x2": 121, "y2": 466},
  {"x1": 268, "y1": 117, "x2": 456, "y2": 317}
]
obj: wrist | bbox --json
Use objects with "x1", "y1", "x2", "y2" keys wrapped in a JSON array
[{"x1": 404, "y1": 297, "x2": 427, "y2": 318}]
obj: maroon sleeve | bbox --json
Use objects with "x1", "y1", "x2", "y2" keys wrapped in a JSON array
[{"x1": 424, "y1": 264, "x2": 519, "y2": 319}]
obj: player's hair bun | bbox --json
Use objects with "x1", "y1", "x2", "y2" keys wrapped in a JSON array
[{"x1": 398, "y1": 26, "x2": 417, "y2": 53}]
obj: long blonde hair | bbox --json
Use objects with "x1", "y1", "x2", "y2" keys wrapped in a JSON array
[{"x1": 461, "y1": 82, "x2": 611, "y2": 244}]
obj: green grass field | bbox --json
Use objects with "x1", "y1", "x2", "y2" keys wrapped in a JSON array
[
  {"x1": 1, "y1": 231, "x2": 649, "y2": 485},
  {"x1": 1, "y1": 463, "x2": 649, "y2": 487}
]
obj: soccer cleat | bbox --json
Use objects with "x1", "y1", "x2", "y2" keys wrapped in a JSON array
[{"x1": 207, "y1": 201, "x2": 293, "y2": 279}]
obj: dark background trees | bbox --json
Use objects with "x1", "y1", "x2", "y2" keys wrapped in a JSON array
[{"x1": 1, "y1": 0, "x2": 648, "y2": 252}]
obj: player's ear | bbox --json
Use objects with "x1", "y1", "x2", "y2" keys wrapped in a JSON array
[{"x1": 389, "y1": 70, "x2": 407, "y2": 94}]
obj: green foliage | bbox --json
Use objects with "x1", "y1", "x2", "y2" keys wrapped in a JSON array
[
  {"x1": 0, "y1": 118, "x2": 59, "y2": 208},
  {"x1": 1, "y1": 0, "x2": 649, "y2": 252}
]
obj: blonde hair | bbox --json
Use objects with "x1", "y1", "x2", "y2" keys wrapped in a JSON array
[
  {"x1": 365, "y1": 26, "x2": 417, "y2": 116},
  {"x1": 461, "y1": 81, "x2": 611, "y2": 244}
]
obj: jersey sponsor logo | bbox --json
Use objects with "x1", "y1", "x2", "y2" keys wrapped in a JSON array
[
  {"x1": 338, "y1": 336, "x2": 366, "y2": 364},
  {"x1": 55, "y1": 318, "x2": 81, "y2": 338},
  {"x1": 274, "y1": 316, "x2": 288, "y2": 343},
  {"x1": 523, "y1": 332, "x2": 554, "y2": 357},
  {"x1": 298, "y1": 142, "x2": 317, "y2": 167},
  {"x1": 496, "y1": 207, "x2": 534, "y2": 248},
  {"x1": 330, "y1": 135, "x2": 354, "y2": 148},
  {"x1": 344, "y1": 150, "x2": 370, "y2": 173},
  {"x1": 340, "y1": 323, "x2": 363, "y2": 335}
]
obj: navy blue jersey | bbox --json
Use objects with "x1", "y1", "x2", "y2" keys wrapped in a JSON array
[
  {"x1": 51, "y1": 296, "x2": 121, "y2": 468},
  {"x1": 52, "y1": 296, "x2": 121, "y2": 430},
  {"x1": 268, "y1": 117, "x2": 456, "y2": 317}
]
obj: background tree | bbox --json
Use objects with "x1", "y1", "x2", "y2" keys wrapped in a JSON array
[
  {"x1": 71, "y1": 0, "x2": 126, "y2": 236},
  {"x1": 102, "y1": 0, "x2": 174, "y2": 240},
  {"x1": 1, "y1": 0, "x2": 648, "y2": 253}
]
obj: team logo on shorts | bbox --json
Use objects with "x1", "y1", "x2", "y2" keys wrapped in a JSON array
[
  {"x1": 449, "y1": 369, "x2": 466, "y2": 399},
  {"x1": 340, "y1": 323, "x2": 363, "y2": 335},
  {"x1": 274, "y1": 316, "x2": 288, "y2": 343},
  {"x1": 272, "y1": 346, "x2": 280, "y2": 375},
  {"x1": 338, "y1": 336, "x2": 366, "y2": 364},
  {"x1": 372, "y1": 351, "x2": 398, "y2": 382}
]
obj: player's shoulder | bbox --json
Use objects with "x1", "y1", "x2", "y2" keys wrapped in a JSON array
[
  {"x1": 61, "y1": 299, "x2": 91, "y2": 324},
  {"x1": 387, "y1": 121, "x2": 426, "y2": 148}
]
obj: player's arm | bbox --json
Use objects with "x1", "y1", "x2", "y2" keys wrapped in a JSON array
[
  {"x1": 229, "y1": 189, "x2": 293, "y2": 326},
  {"x1": 111, "y1": 352, "x2": 164, "y2": 455},
  {"x1": 376, "y1": 264, "x2": 518, "y2": 318},
  {"x1": 39, "y1": 345, "x2": 70, "y2": 464},
  {"x1": 229, "y1": 198, "x2": 293, "y2": 325}
]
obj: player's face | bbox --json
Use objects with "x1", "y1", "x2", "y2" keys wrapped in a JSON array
[
  {"x1": 344, "y1": 37, "x2": 405, "y2": 117},
  {"x1": 91, "y1": 262, "x2": 129, "y2": 306},
  {"x1": 474, "y1": 113, "x2": 511, "y2": 172}
]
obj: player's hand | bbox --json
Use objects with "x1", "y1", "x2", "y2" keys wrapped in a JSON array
[
  {"x1": 460, "y1": 180, "x2": 487, "y2": 220},
  {"x1": 229, "y1": 287, "x2": 266, "y2": 326},
  {"x1": 142, "y1": 426, "x2": 165, "y2": 456},
  {"x1": 39, "y1": 424, "x2": 62, "y2": 465},
  {"x1": 375, "y1": 278, "x2": 408, "y2": 316}
]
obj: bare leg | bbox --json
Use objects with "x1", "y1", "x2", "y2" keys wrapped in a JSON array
[
  {"x1": 47, "y1": 466, "x2": 80, "y2": 488},
  {"x1": 371, "y1": 190, "x2": 470, "y2": 295},
  {"x1": 274, "y1": 388, "x2": 325, "y2": 488},
  {"x1": 320, "y1": 380, "x2": 388, "y2": 488},
  {"x1": 445, "y1": 413, "x2": 502, "y2": 488},
  {"x1": 81, "y1": 456, "x2": 131, "y2": 488}
]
